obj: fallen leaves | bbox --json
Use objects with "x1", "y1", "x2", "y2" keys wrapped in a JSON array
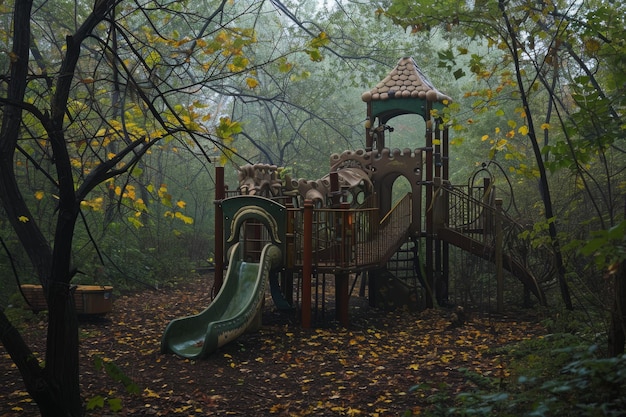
[{"x1": 0, "y1": 275, "x2": 546, "y2": 416}]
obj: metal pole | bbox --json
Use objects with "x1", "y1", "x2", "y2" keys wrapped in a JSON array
[{"x1": 495, "y1": 198, "x2": 504, "y2": 313}]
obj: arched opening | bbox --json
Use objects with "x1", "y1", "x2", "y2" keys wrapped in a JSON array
[
  {"x1": 239, "y1": 219, "x2": 272, "y2": 263},
  {"x1": 391, "y1": 175, "x2": 412, "y2": 208},
  {"x1": 381, "y1": 114, "x2": 426, "y2": 151}
]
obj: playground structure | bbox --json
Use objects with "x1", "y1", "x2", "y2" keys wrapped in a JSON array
[{"x1": 162, "y1": 57, "x2": 546, "y2": 358}]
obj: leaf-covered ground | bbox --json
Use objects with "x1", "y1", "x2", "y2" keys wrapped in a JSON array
[{"x1": 0, "y1": 274, "x2": 546, "y2": 416}]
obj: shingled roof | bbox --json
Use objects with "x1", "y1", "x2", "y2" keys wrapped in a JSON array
[{"x1": 361, "y1": 57, "x2": 451, "y2": 104}]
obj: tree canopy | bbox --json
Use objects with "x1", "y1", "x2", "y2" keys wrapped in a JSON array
[{"x1": 1, "y1": 0, "x2": 625, "y2": 415}]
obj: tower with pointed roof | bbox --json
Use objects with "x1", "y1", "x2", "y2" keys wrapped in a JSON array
[
  {"x1": 361, "y1": 57, "x2": 452, "y2": 308},
  {"x1": 362, "y1": 56, "x2": 451, "y2": 151}
]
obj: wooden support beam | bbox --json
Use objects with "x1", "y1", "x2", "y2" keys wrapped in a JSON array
[{"x1": 302, "y1": 199, "x2": 313, "y2": 328}]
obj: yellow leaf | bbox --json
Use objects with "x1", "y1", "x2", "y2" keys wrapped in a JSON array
[
  {"x1": 440, "y1": 354, "x2": 455, "y2": 363},
  {"x1": 143, "y1": 388, "x2": 160, "y2": 398},
  {"x1": 127, "y1": 216, "x2": 143, "y2": 229},
  {"x1": 584, "y1": 38, "x2": 601, "y2": 53},
  {"x1": 481, "y1": 134, "x2": 489, "y2": 141},
  {"x1": 540, "y1": 123, "x2": 550, "y2": 130},
  {"x1": 245, "y1": 77, "x2": 259, "y2": 89},
  {"x1": 518, "y1": 125, "x2": 529, "y2": 135},
  {"x1": 407, "y1": 363, "x2": 419, "y2": 370},
  {"x1": 176, "y1": 200, "x2": 186, "y2": 209},
  {"x1": 18, "y1": 215, "x2": 29, "y2": 223},
  {"x1": 173, "y1": 405, "x2": 192, "y2": 413},
  {"x1": 34, "y1": 190, "x2": 44, "y2": 200}
]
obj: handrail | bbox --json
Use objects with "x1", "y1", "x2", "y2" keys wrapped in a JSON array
[
  {"x1": 376, "y1": 193, "x2": 412, "y2": 263},
  {"x1": 439, "y1": 182, "x2": 551, "y2": 295},
  {"x1": 380, "y1": 192, "x2": 411, "y2": 226},
  {"x1": 289, "y1": 193, "x2": 412, "y2": 271}
]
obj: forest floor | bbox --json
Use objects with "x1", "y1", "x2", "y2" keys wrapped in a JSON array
[{"x1": 0, "y1": 273, "x2": 547, "y2": 416}]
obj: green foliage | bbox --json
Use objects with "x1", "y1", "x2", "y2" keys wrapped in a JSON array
[
  {"x1": 93, "y1": 355, "x2": 141, "y2": 395},
  {"x1": 85, "y1": 395, "x2": 123, "y2": 413},
  {"x1": 518, "y1": 217, "x2": 556, "y2": 249},
  {"x1": 579, "y1": 221, "x2": 626, "y2": 270},
  {"x1": 407, "y1": 334, "x2": 626, "y2": 416},
  {"x1": 86, "y1": 356, "x2": 140, "y2": 413},
  {"x1": 75, "y1": 220, "x2": 199, "y2": 290},
  {"x1": 405, "y1": 382, "x2": 453, "y2": 417},
  {"x1": 507, "y1": 344, "x2": 626, "y2": 417},
  {"x1": 305, "y1": 32, "x2": 330, "y2": 62}
]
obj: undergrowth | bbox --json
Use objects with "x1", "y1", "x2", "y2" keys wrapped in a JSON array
[{"x1": 407, "y1": 332, "x2": 626, "y2": 416}]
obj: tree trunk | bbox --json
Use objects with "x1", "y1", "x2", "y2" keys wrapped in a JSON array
[
  {"x1": 0, "y1": 1, "x2": 100, "y2": 414},
  {"x1": 0, "y1": 310, "x2": 69, "y2": 415},
  {"x1": 499, "y1": 0, "x2": 573, "y2": 309},
  {"x1": 45, "y1": 278, "x2": 82, "y2": 417},
  {"x1": 608, "y1": 261, "x2": 626, "y2": 356}
]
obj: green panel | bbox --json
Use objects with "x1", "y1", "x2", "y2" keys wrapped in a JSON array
[
  {"x1": 220, "y1": 195, "x2": 287, "y2": 258},
  {"x1": 371, "y1": 98, "x2": 446, "y2": 124}
]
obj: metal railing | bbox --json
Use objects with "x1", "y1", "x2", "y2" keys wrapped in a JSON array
[
  {"x1": 289, "y1": 193, "x2": 413, "y2": 272},
  {"x1": 438, "y1": 183, "x2": 549, "y2": 301},
  {"x1": 376, "y1": 193, "x2": 413, "y2": 264},
  {"x1": 441, "y1": 183, "x2": 495, "y2": 238}
]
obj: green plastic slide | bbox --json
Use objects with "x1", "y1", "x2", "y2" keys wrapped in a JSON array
[{"x1": 161, "y1": 243, "x2": 281, "y2": 359}]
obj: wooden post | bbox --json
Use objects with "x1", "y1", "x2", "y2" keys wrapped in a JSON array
[
  {"x1": 433, "y1": 118, "x2": 442, "y2": 299},
  {"x1": 365, "y1": 104, "x2": 373, "y2": 151},
  {"x1": 284, "y1": 203, "x2": 295, "y2": 305},
  {"x1": 336, "y1": 202, "x2": 352, "y2": 327},
  {"x1": 442, "y1": 124, "x2": 450, "y2": 302},
  {"x1": 214, "y1": 166, "x2": 225, "y2": 294},
  {"x1": 442, "y1": 124, "x2": 449, "y2": 182},
  {"x1": 425, "y1": 115, "x2": 435, "y2": 308},
  {"x1": 495, "y1": 198, "x2": 504, "y2": 313},
  {"x1": 302, "y1": 199, "x2": 313, "y2": 328},
  {"x1": 330, "y1": 172, "x2": 340, "y2": 207}
]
